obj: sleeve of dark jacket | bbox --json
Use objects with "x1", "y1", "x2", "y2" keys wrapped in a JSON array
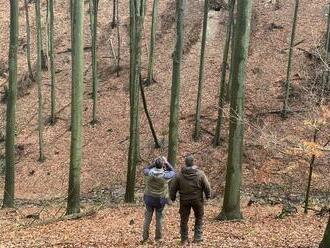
[
  {"x1": 201, "y1": 171, "x2": 211, "y2": 199},
  {"x1": 169, "y1": 176, "x2": 179, "y2": 202}
]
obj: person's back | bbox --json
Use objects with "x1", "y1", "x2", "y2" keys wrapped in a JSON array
[
  {"x1": 144, "y1": 167, "x2": 170, "y2": 199},
  {"x1": 170, "y1": 156, "x2": 211, "y2": 245},
  {"x1": 174, "y1": 166, "x2": 210, "y2": 201},
  {"x1": 142, "y1": 157, "x2": 175, "y2": 243}
]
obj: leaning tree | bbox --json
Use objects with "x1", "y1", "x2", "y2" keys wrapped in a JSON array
[
  {"x1": 217, "y1": 0, "x2": 252, "y2": 220},
  {"x1": 2, "y1": 0, "x2": 19, "y2": 208}
]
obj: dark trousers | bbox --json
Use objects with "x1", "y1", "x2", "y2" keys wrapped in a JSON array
[
  {"x1": 179, "y1": 199, "x2": 204, "y2": 241},
  {"x1": 142, "y1": 205, "x2": 164, "y2": 241}
]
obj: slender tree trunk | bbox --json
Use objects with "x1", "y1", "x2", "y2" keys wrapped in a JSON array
[
  {"x1": 225, "y1": 19, "x2": 236, "y2": 102},
  {"x1": 139, "y1": 76, "x2": 160, "y2": 148},
  {"x1": 67, "y1": 0, "x2": 84, "y2": 215},
  {"x1": 325, "y1": 3, "x2": 330, "y2": 54},
  {"x1": 111, "y1": 0, "x2": 117, "y2": 28},
  {"x1": 35, "y1": 0, "x2": 46, "y2": 162},
  {"x1": 320, "y1": 215, "x2": 330, "y2": 248},
  {"x1": 89, "y1": 0, "x2": 99, "y2": 124},
  {"x1": 146, "y1": 0, "x2": 159, "y2": 84},
  {"x1": 282, "y1": 0, "x2": 299, "y2": 118},
  {"x1": 24, "y1": 0, "x2": 33, "y2": 80},
  {"x1": 193, "y1": 0, "x2": 209, "y2": 141},
  {"x1": 213, "y1": 0, "x2": 235, "y2": 146},
  {"x1": 116, "y1": 0, "x2": 121, "y2": 77},
  {"x1": 125, "y1": 0, "x2": 145, "y2": 202},
  {"x1": 48, "y1": 0, "x2": 56, "y2": 124},
  {"x1": 3, "y1": 0, "x2": 19, "y2": 209},
  {"x1": 304, "y1": 129, "x2": 318, "y2": 214},
  {"x1": 167, "y1": 0, "x2": 185, "y2": 167},
  {"x1": 217, "y1": 0, "x2": 252, "y2": 221}
]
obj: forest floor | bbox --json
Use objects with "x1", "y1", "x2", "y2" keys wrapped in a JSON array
[
  {"x1": 0, "y1": 199, "x2": 327, "y2": 247},
  {"x1": 0, "y1": 0, "x2": 329, "y2": 247}
]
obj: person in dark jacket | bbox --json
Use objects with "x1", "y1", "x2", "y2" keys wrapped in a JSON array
[
  {"x1": 142, "y1": 156, "x2": 175, "y2": 244},
  {"x1": 170, "y1": 155, "x2": 211, "y2": 245}
]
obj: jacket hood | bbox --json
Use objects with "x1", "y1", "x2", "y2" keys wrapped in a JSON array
[
  {"x1": 149, "y1": 168, "x2": 165, "y2": 178},
  {"x1": 181, "y1": 166, "x2": 199, "y2": 180}
]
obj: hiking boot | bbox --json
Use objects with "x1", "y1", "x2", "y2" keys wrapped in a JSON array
[
  {"x1": 156, "y1": 238, "x2": 164, "y2": 243},
  {"x1": 140, "y1": 239, "x2": 149, "y2": 245},
  {"x1": 181, "y1": 240, "x2": 189, "y2": 246},
  {"x1": 192, "y1": 239, "x2": 203, "y2": 244}
]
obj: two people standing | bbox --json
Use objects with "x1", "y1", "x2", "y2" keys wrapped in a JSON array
[{"x1": 142, "y1": 155, "x2": 211, "y2": 245}]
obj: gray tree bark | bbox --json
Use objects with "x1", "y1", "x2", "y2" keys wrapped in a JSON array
[
  {"x1": 193, "y1": 0, "x2": 209, "y2": 141},
  {"x1": 218, "y1": 0, "x2": 252, "y2": 221},
  {"x1": 24, "y1": 0, "x2": 33, "y2": 80},
  {"x1": 67, "y1": 0, "x2": 84, "y2": 214},
  {"x1": 125, "y1": 0, "x2": 145, "y2": 202},
  {"x1": 282, "y1": 0, "x2": 299, "y2": 118},
  {"x1": 146, "y1": 0, "x2": 160, "y2": 84},
  {"x1": 89, "y1": 0, "x2": 99, "y2": 124},
  {"x1": 214, "y1": 0, "x2": 236, "y2": 146},
  {"x1": 48, "y1": 0, "x2": 56, "y2": 124},
  {"x1": 35, "y1": 0, "x2": 46, "y2": 162},
  {"x1": 167, "y1": 0, "x2": 185, "y2": 167},
  {"x1": 3, "y1": 0, "x2": 19, "y2": 209}
]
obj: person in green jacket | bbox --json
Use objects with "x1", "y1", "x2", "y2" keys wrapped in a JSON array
[
  {"x1": 142, "y1": 156, "x2": 175, "y2": 244},
  {"x1": 170, "y1": 155, "x2": 211, "y2": 245}
]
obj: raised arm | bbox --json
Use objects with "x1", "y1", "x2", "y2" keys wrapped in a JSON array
[
  {"x1": 143, "y1": 163, "x2": 155, "y2": 176},
  {"x1": 163, "y1": 157, "x2": 176, "y2": 180}
]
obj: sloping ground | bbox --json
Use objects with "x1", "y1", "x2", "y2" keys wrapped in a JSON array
[
  {"x1": 0, "y1": 201, "x2": 326, "y2": 247},
  {"x1": 0, "y1": 0, "x2": 329, "y2": 247},
  {"x1": 0, "y1": 0, "x2": 328, "y2": 217}
]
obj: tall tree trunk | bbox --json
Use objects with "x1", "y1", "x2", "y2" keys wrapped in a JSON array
[
  {"x1": 193, "y1": 0, "x2": 209, "y2": 141},
  {"x1": 217, "y1": 0, "x2": 252, "y2": 221},
  {"x1": 125, "y1": 0, "x2": 145, "y2": 202},
  {"x1": 2, "y1": 0, "x2": 19, "y2": 209},
  {"x1": 320, "y1": 215, "x2": 330, "y2": 248},
  {"x1": 213, "y1": 0, "x2": 235, "y2": 146},
  {"x1": 111, "y1": 0, "x2": 117, "y2": 28},
  {"x1": 282, "y1": 0, "x2": 299, "y2": 118},
  {"x1": 146, "y1": 0, "x2": 159, "y2": 84},
  {"x1": 116, "y1": 0, "x2": 121, "y2": 77},
  {"x1": 48, "y1": 0, "x2": 56, "y2": 124},
  {"x1": 24, "y1": 0, "x2": 33, "y2": 81},
  {"x1": 89, "y1": 0, "x2": 99, "y2": 124},
  {"x1": 325, "y1": 3, "x2": 330, "y2": 54},
  {"x1": 35, "y1": 0, "x2": 46, "y2": 162},
  {"x1": 225, "y1": 18, "x2": 236, "y2": 102},
  {"x1": 167, "y1": 0, "x2": 185, "y2": 167},
  {"x1": 67, "y1": 0, "x2": 84, "y2": 215}
]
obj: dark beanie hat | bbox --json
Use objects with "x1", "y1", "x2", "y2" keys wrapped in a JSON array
[
  {"x1": 185, "y1": 155, "x2": 194, "y2": 167},
  {"x1": 155, "y1": 158, "x2": 164, "y2": 169}
]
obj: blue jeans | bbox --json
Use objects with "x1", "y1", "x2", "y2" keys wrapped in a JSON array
[{"x1": 142, "y1": 205, "x2": 164, "y2": 241}]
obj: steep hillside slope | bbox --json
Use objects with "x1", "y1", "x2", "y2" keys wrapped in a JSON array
[{"x1": 0, "y1": 0, "x2": 328, "y2": 205}]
